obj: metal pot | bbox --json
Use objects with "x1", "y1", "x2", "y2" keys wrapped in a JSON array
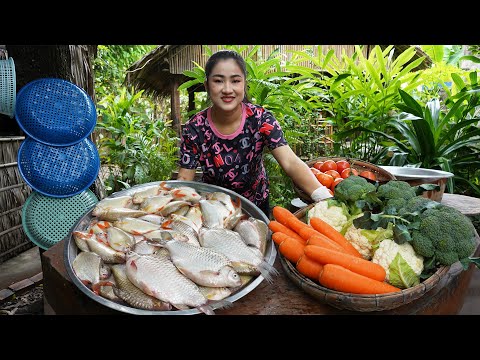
[{"x1": 63, "y1": 180, "x2": 276, "y2": 315}]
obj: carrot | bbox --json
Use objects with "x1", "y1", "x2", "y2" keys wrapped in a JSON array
[
  {"x1": 309, "y1": 217, "x2": 362, "y2": 258},
  {"x1": 272, "y1": 206, "x2": 298, "y2": 227},
  {"x1": 296, "y1": 254, "x2": 323, "y2": 280},
  {"x1": 297, "y1": 225, "x2": 325, "y2": 241},
  {"x1": 286, "y1": 216, "x2": 314, "y2": 235},
  {"x1": 278, "y1": 236, "x2": 305, "y2": 263},
  {"x1": 268, "y1": 220, "x2": 304, "y2": 243},
  {"x1": 306, "y1": 234, "x2": 346, "y2": 253},
  {"x1": 272, "y1": 232, "x2": 304, "y2": 246},
  {"x1": 304, "y1": 245, "x2": 386, "y2": 282},
  {"x1": 319, "y1": 264, "x2": 401, "y2": 294}
]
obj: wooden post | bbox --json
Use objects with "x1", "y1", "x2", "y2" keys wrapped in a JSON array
[{"x1": 171, "y1": 77, "x2": 182, "y2": 137}]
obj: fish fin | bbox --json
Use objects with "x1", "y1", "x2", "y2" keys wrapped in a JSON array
[
  {"x1": 197, "y1": 305, "x2": 215, "y2": 315},
  {"x1": 172, "y1": 303, "x2": 190, "y2": 310},
  {"x1": 258, "y1": 261, "x2": 279, "y2": 284},
  {"x1": 159, "y1": 181, "x2": 171, "y2": 191},
  {"x1": 210, "y1": 299, "x2": 233, "y2": 310},
  {"x1": 161, "y1": 219, "x2": 173, "y2": 229}
]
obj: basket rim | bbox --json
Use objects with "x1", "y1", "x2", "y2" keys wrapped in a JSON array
[{"x1": 14, "y1": 77, "x2": 96, "y2": 147}]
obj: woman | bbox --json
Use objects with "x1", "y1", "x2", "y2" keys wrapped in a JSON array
[{"x1": 176, "y1": 50, "x2": 332, "y2": 217}]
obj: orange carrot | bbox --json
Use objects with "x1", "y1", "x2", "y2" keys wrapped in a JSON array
[
  {"x1": 268, "y1": 220, "x2": 304, "y2": 243},
  {"x1": 272, "y1": 232, "x2": 304, "y2": 246},
  {"x1": 272, "y1": 206, "x2": 298, "y2": 227},
  {"x1": 309, "y1": 217, "x2": 362, "y2": 258},
  {"x1": 297, "y1": 225, "x2": 325, "y2": 241},
  {"x1": 296, "y1": 254, "x2": 323, "y2": 280},
  {"x1": 278, "y1": 236, "x2": 305, "y2": 263},
  {"x1": 304, "y1": 245, "x2": 386, "y2": 282},
  {"x1": 318, "y1": 264, "x2": 401, "y2": 294},
  {"x1": 286, "y1": 216, "x2": 314, "y2": 235},
  {"x1": 306, "y1": 234, "x2": 346, "y2": 253}
]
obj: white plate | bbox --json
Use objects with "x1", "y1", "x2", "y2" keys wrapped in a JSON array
[{"x1": 379, "y1": 166, "x2": 454, "y2": 181}]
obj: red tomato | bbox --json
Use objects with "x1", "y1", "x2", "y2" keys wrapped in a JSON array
[
  {"x1": 341, "y1": 168, "x2": 358, "y2": 179},
  {"x1": 313, "y1": 161, "x2": 324, "y2": 171},
  {"x1": 324, "y1": 169, "x2": 341, "y2": 180},
  {"x1": 320, "y1": 160, "x2": 337, "y2": 173},
  {"x1": 359, "y1": 170, "x2": 377, "y2": 181},
  {"x1": 331, "y1": 177, "x2": 344, "y2": 191},
  {"x1": 315, "y1": 172, "x2": 334, "y2": 189},
  {"x1": 335, "y1": 160, "x2": 350, "y2": 174}
]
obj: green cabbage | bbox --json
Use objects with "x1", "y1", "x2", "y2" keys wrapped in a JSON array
[{"x1": 388, "y1": 253, "x2": 420, "y2": 289}]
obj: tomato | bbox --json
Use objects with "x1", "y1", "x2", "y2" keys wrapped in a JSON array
[
  {"x1": 313, "y1": 161, "x2": 324, "y2": 171},
  {"x1": 315, "y1": 172, "x2": 334, "y2": 189},
  {"x1": 310, "y1": 167, "x2": 321, "y2": 175},
  {"x1": 319, "y1": 160, "x2": 337, "y2": 173},
  {"x1": 335, "y1": 160, "x2": 350, "y2": 174},
  {"x1": 324, "y1": 169, "x2": 341, "y2": 180},
  {"x1": 359, "y1": 170, "x2": 377, "y2": 181},
  {"x1": 331, "y1": 177, "x2": 343, "y2": 190},
  {"x1": 341, "y1": 168, "x2": 358, "y2": 179}
]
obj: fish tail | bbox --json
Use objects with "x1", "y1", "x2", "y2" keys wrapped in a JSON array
[
  {"x1": 211, "y1": 299, "x2": 233, "y2": 310},
  {"x1": 258, "y1": 261, "x2": 279, "y2": 284},
  {"x1": 198, "y1": 304, "x2": 216, "y2": 315}
]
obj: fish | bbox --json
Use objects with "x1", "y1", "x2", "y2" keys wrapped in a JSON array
[
  {"x1": 143, "y1": 229, "x2": 189, "y2": 242},
  {"x1": 161, "y1": 216, "x2": 200, "y2": 247},
  {"x1": 199, "y1": 228, "x2": 278, "y2": 282},
  {"x1": 157, "y1": 200, "x2": 191, "y2": 216},
  {"x1": 72, "y1": 231, "x2": 92, "y2": 252},
  {"x1": 106, "y1": 226, "x2": 136, "y2": 253},
  {"x1": 170, "y1": 186, "x2": 202, "y2": 203},
  {"x1": 92, "y1": 196, "x2": 134, "y2": 213},
  {"x1": 199, "y1": 199, "x2": 231, "y2": 228},
  {"x1": 133, "y1": 240, "x2": 162, "y2": 255},
  {"x1": 139, "y1": 194, "x2": 174, "y2": 213},
  {"x1": 125, "y1": 251, "x2": 215, "y2": 314},
  {"x1": 111, "y1": 264, "x2": 172, "y2": 311},
  {"x1": 131, "y1": 184, "x2": 166, "y2": 204},
  {"x1": 234, "y1": 217, "x2": 269, "y2": 255},
  {"x1": 138, "y1": 214, "x2": 166, "y2": 225},
  {"x1": 93, "y1": 207, "x2": 148, "y2": 222},
  {"x1": 72, "y1": 251, "x2": 104, "y2": 286},
  {"x1": 84, "y1": 236, "x2": 126, "y2": 264},
  {"x1": 162, "y1": 239, "x2": 242, "y2": 288},
  {"x1": 113, "y1": 217, "x2": 161, "y2": 235},
  {"x1": 184, "y1": 204, "x2": 203, "y2": 232},
  {"x1": 87, "y1": 220, "x2": 112, "y2": 234},
  {"x1": 198, "y1": 286, "x2": 232, "y2": 301},
  {"x1": 206, "y1": 192, "x2": 237, "y2": 214}
]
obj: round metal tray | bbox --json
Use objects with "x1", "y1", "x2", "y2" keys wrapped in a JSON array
[{"x1": 64, "y1": 180, "x2": 276, "y2": 315}]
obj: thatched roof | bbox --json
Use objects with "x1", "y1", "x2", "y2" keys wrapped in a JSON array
[
  {"x1": 125, "y1": 45, "x2": 191, "y2": 100},
  {"x1": 125, "y1": 45, "x2": 432, "y2": 100}
]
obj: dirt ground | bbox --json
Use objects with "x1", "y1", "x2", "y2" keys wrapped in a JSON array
[{"x1": 0, "y1": 285, "x2": 44, "y2": 315}]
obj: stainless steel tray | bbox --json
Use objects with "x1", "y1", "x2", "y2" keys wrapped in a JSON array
[{"x1": 64, "y1": 180, "x2": 276, "y2": 315}]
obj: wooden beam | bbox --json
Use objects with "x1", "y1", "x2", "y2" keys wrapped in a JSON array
[{"x1": 171, "y1": 77, "x2": 182, "y2": 136}]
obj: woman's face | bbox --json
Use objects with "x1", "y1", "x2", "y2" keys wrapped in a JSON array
[{"x1": 206, "y1": 58, "x2": 245, "y2": 113}]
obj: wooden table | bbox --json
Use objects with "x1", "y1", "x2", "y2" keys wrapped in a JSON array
[{"x1": 41, "y1": 193, "x2": 480, "y2": 315}]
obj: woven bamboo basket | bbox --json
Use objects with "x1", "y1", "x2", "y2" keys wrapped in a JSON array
[
  {"x1": 278, "y1": 204, "x2": 450, "y2": 312},
  {"x1": 294, "y1": 157, "x2": 397, "y2": 203}
]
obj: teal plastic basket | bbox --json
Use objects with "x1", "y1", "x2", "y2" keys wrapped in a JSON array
[
  {"x1": 0, "y1": 57, "x2": 16, "y2": 118},
  {"x1": 22, "y1": 190, "x2": 98, "y2": 250}
]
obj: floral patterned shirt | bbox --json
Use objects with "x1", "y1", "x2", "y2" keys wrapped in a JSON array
[{"x1": 179, "y1": 102, "x2": 287, "y2": 208}]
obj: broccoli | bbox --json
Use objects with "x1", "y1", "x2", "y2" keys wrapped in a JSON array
[
  {"x1": 334, "y1": 175, "x2": 376, "y2": 215},
  {"x1": 410, "y1": 204, "x2": 477, "y2": 267},
  {"x1": 398, "y1": 196, "x2": 439, "y2": 217},
  {"x1": 376, "y1": 180, "x2": 417, "y2": 210}
]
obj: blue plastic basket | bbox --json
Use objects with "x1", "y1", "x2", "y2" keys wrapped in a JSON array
[
  {"x1": 18, "y1": 137, "x2": 100, "y2": 198},
  {"x1": 15, "y1": 78, "x2": 96, "y2": 146},
  {"x1": 0, "y1": 57, "x2": 16, "y2": 118},
  {"x1": 22, "y1": 190, "x2": 98, "y2": 250}
]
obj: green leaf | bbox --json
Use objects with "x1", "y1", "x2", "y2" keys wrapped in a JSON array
[
  {"x1": 388, "y1": 252, "x2": 420, "y2": 289},
  {"x1": 393, "y1": 224, "x2": 411, "y2": 244}
]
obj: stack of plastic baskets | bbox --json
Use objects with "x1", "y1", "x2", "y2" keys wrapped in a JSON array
[
  {"x1": 16, "y1": 78, "x2": 100, "y2": 249},
  {"x1": 0, "y1": 56, "x2": 16, "y2": 118}
]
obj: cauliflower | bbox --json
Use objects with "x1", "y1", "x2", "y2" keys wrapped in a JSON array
[
  {"x1": 372, "y1": 239, "x2": 424, "y2": 289},
  {"x1": 307, "y1": 199, "x2": 349, "y2": 232},
  {"x1": 343, "y1": 221, "x2": 394, "y2": 260}
]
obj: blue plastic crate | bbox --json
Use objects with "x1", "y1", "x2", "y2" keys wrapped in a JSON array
[
  {"x1": 18, "y1": 137, "x2": 100, "y2": 198},
  {"x1": 15, "y1": 78, "x2": 96, "y2": 146}
]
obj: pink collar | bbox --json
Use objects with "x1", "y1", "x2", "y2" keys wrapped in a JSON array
[{"x1": 207, "y1": 103, "x2": 246, "y2": 140}]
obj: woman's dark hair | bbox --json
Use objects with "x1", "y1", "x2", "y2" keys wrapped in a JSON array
[{"x1": 204, "y1": 50, "x2": 249, "y2": 103}]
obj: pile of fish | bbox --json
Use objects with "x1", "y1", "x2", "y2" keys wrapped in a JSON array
[{"x1": 71, "y1": 182, "x2": 276, "y2": 315}]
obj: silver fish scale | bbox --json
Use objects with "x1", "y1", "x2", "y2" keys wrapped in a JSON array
[
  {"x1": 126, "y1": 252, "x2": 207, "y2": 309},
  {"x1": 111, "y1": 264, "x2": 171, "y2": 311},
  {"x1": 72, "y1": 251, "x2": 103, "y2": 285},
  {"x1": 199, "y1": 228, "x2": 262, "y2": 267},
  {"x1": 199, "y1": 199, "x2": 231, "y2": 228},
  {"x1": 165, "y1": 219, "x2": 200, "y2": 246},
  {"x1": 165, "y1": 240, "x2": 232, "y2": 273}
]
